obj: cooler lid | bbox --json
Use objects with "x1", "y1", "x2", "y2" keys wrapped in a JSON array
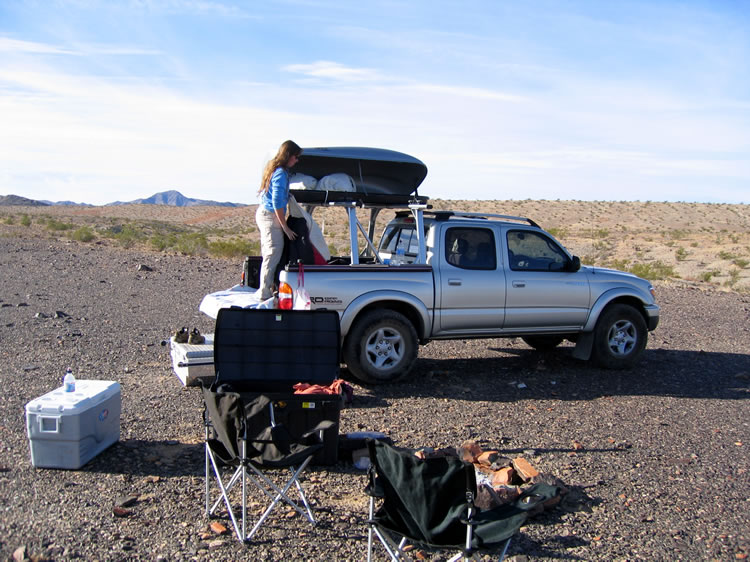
[
  {"x1": 26, "y1": 380, "x2": 120, "y2": 415},
  {"x1": 294, "y1": 147, "x2": 428, "y2": 195},
  {"x1": 172, "y1": 334, "x2": 214, "y2": 359}
]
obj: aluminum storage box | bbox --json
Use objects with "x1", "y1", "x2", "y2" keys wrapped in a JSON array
[
  {"x1": 25, "y1": 380, "x2": 121, "y2": 469},
  {"x1": 170, "y1": 333, "x2": 215, "y2": 386}
]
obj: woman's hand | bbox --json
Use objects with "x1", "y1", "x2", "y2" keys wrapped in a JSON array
[{"x1": 283, "y1": 225, "x2": 297, "y2": 240}]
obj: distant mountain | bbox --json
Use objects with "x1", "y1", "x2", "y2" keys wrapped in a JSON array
[
  {"x1": 40, "y1": 200, "x2": 93, "y2": 206},
  {"x1": 0, "y1": 194, "x2": 50, "y2": 206},
  {"x1": 107, "y1": 190, "x2": 243, "y2": 207},
  {"x1": 0, "y1": 190, "x2": 244, "y2": 207}
]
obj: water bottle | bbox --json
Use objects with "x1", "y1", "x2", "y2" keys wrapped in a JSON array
[
  {"x1": 394, "y1": 239, "x2": 406, "y2": 266},
  {"x1": 63, "y1": 368, "x2": 75, "y2": 392}
]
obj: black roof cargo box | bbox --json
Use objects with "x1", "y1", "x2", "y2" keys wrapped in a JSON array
[{"x1": 291, "y1": 147, "x2": 428, "y2": 206}]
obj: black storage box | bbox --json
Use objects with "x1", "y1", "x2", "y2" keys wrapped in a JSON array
[
  {"x1": 239, "y1": 391, "x2": 342, "y2": 465},
  {"x1": 213, "y1": 308, "x2": 342, "y2": 465},
  {"x1": 214, "y1": 308, "x2": 340, "y2": 392}
]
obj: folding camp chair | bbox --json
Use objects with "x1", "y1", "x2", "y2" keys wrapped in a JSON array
[
  {"x1": 365, "y1": 440, "x2": 559, "y2": 561},
  {"x1": 202, "y1": 384, "x2": 334, "y2": 542}
]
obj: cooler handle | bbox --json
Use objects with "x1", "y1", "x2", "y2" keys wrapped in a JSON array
[{"x1": 38, "y1": 416, "x2": 61, "y2": 433}]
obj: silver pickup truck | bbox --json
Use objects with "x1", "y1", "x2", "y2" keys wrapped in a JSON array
[{"x1": 270, "y1": 147, "x2": 660, "y2": 383}]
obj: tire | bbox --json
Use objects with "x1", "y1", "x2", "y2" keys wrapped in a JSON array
[
  {"x1": 521, "y1": 335, "x2": 565, "y2": 351},
  {"x1": 343, "y1": 309, "x2": 418, "y2": 384},
  {"x1": 591, "y1": 304, "x2": 647, "y2": 369}
]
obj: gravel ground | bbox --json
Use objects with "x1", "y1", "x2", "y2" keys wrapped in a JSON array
[{"x1": 0, "y1": 237, "x2": 748, "y2": 561}]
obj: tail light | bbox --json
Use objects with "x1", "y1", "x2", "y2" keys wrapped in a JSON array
[{"x1": 278, "y1": 282, "x2": 293, "y2": 310}]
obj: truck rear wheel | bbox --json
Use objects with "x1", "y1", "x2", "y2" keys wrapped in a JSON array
[
  {"x1": 343, "y1": 309, "x2": 418, "y2": 384},
  {"x1": 592, "y1": 304, "x2": 647, "y2": 369}
]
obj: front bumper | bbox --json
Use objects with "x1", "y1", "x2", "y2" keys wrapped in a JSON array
[{"x1": 644, "y1": 304, "x2": 660, "y2": 331}]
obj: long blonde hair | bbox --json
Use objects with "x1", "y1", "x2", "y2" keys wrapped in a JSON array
[{"x1": 258, "y1": 140, "x2": 302, "y2": 194}]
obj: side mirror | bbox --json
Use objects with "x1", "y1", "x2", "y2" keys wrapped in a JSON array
[{"x1": 567, "y1": 256, "x2": 581, "y2": 272}]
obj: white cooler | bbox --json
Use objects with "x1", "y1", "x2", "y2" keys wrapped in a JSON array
[
  {"x1": 25, "y1": 380, "x2": 121, "y2": 469},
  {"x1": 170, "y1": 334, "x2": 215, "y2": 386}
]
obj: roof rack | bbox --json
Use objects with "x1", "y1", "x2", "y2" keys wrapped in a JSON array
[{"x1": 396, "y1": 210, "x2": 541, "y2": 228}]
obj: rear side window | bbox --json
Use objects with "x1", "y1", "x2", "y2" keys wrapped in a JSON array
[
  {"x1": 444, "y1": 227, "x2": 496, "y2": 270},
  {"x1": 380, "y1": 226, "x2": 421, "y2": 255}
]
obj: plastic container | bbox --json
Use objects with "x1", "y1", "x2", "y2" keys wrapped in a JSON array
[
  {"x1": 25, "y1": 380, "x2": 121, "y2": 469},
  {"x1": 63, "y1": 368, "x2": 75, "y2": 392}
]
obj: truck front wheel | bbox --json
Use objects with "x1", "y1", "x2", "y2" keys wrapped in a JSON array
[
  {"x1": 343, "y1": 309, "x2": 418, "y2": 384},
  {"x1": 592, "y1": 304, "x2": 647, "y2": 369}
]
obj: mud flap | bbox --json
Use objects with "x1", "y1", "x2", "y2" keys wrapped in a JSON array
[{"x1": 572, "y1": 332, "x2": 594, "y2": 360}]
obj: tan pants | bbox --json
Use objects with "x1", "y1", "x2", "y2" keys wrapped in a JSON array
[{"x1": 256, "y1": 207, "x2": 284, "y2": 299}]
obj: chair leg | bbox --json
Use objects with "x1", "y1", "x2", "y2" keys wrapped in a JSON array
[
  {"x1": 205, "y1": 445, "x2": 245, "y2": 542},
  {"x1": 244, "y1": 456, "x2": 317, "y2": 541}
]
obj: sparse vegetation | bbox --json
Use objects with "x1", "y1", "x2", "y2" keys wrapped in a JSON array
[
  {"x1": 628, "y1": 261, "x2": 677, "y2": 281},
  {"x1": 45, "y1": 218, "x2": 73, "y2": 231},
  {"x1": 725, "y1": 267, "x2": 741, "y2": 288},
  {"x1": 1, "y1": 200, "x2": 748, "y2": 291},
  {"x1": 208, "y1": 238, "x2": 258, "y2": 258},
  {"x1": 70, "y1": 226, "x2": 95, "y2": 242}
]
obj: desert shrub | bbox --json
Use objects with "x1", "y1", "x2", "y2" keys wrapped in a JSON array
[
  {"x1": 547, "y1": 227, "x2": 568, "y2": 239},
  {"x1": 3, "y1": 216, "x2": 14, "y2": 225},
  {"x1": 174, "y1": 233, "x2": 209, "y2": 255},
  {"x1": 700, "y1": 270, "x2": 720, "y2": 282},
  {"x1": 20, "y1": 214, "x2": 31, "y2": 227},
  {"x1": 733, "y1": 258, "x2": 749, "y2": 269},
  {"x1": 45, "y1": 218, "x2": 73, "y2": 231},
  {"x1": 208, "y1": 238, "x2": 258, "y2": 258},
  {"x1": 666, "y1": 229, "x2": 687, "y2": 240},
  {"x1": 70, "y1": 226, "x2": 95, "y2": 242},
  {"x1": 106, "y1": 224, "x2": 147, "y2": 248},
  {"x1": 628, "y1": 261, "x2": 676, "y2": 280},
  {"x1": 675, "y1": 247, "x2": 688, "y2": 261},
  {"x1": 592, "y1": 228, "x2": 609, "y2": 239},
  {"x1": 718, "y1": 250, "x2": 737, "y2": 260},
  {"x1": 149, "y1": 233, "x2": 177, "y2": 252},
  {"x1": 608, "y1": 259, "x2": 630, "y2": 271},
  {"x1": 725, "y1": 267, "x2": 741, "y2": 288}
]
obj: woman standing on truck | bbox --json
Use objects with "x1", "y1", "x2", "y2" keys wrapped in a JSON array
[{"x1": 255, "y1": 140, "x2": 301, "y2": 300}]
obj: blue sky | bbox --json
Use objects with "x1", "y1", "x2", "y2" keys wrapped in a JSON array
[{"x1": 1, "y1": 0, "x2": 748, "y2": 205}]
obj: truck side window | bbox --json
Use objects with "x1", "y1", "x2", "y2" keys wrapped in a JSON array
[
  {"x1": 507, "y1": 230, "x2": 567, "y2": 271},
  {"x1": 445, "y1": 228, "x2": 496, "y2": 270}
]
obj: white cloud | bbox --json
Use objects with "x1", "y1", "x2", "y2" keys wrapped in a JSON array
[{"x1": 283, "y1": 60, "x2": 380, "y2": 82}]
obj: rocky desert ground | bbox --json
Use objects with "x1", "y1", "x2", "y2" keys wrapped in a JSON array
[{"x1": 0, "y1": 200, "x2": 748, "y2": 561}]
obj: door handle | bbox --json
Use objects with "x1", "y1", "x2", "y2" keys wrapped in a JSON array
[
  {"x1": 448, "y1": 279, "x2": 462, "y2": 286},
  {"x1": 512, "y1": 281, "x2": 526, "y2": 288}
]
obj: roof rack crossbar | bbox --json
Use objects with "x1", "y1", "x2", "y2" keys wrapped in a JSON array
[{"x1": 427, "y1": 211, "x2": 540, "y2": 228}]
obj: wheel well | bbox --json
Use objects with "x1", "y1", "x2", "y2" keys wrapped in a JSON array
[
  {"x1": 350, "y1": 301, "x2": 423, "y2": 341},
  {"x1": 604, "y1": 296, "x2": 648, "y2": 323}
]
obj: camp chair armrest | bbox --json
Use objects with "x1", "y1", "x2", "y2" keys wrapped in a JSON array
[{"x1": 300, "y1": 419, "x2": 336, "y2": 438}]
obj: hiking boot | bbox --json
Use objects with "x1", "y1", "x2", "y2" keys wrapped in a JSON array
[
  {"x1": 173, "y1": 327, "x2": 189, "y2": 344},
  {"x1": 188, "y1": 328, "x2": 205, "y2": 345}
]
